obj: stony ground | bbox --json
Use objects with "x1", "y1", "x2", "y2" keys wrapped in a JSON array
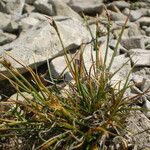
[{"x1": 0, "y1": 0, "x2": 150, "y2": 149}]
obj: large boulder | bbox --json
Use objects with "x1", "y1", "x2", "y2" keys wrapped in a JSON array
[{"x1": 0, "y1": 16, "x2": 91, "y2": 80}]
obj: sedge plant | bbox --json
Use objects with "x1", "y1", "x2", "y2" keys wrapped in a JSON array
[{"x1": 0, "y1": 13, "x2": 149, "y2": 150}]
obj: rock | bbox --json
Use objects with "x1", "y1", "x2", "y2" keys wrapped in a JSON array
[
  {"x1": 146, "y1": 44, "x2": 150, "y2": 50},
  {"x1": 137, "y1": 17, "x2": 150, "y2": 27},
  {"x1": 129, "y1": 49, "x2": 150, "y2": 67},
  {"x1": 25, "y1": 0, "x2": 36, "y2": 5},
  {"x1": 133, "y1": 67, "x2": 150, "y2": 81},
  {"x1": 50, "y1": 0, "x2": 82, "y2": 21},
  {"x1": 107, "y1": 1, "x2": 130, "y2": 10},
  {"x1": 107, "y1": 3, "x2": 122, "y2": 14},
  {"x1": 9, "y1": 92, "x2": 33, "y2": 102},
  {"x1": 145, "y1": 9, "x2": 150, "y2": 17},
  {"x1": 0, "y1": 17, "x2": 91, "y2": 80},
  {"x1": 0, "y1": 0, "x2": 25, "y2": 16},
  {"x1": 122, "y1": 8, "x2": 130, "y2": 16},
  {"x1": 121, "y1": 36, "x2": 145, "y2": 50},
  {"x1": 141, "y1": 78, "x2": 150, "y2": 92},
  {"x1": 131, "y1": 2, "x2": 150, "y2": 9},
  {"x1": 113, "y1": 28, "x2": 129, "y2": 39},
  {"x1": 108, "y1": 11, "x2": 127, "y2": 21},
  {"x1": 0, "y1": 30, "x2": 17, "y2": 46},
  {"x1": 128, "y1": 23, "x2": 142, "y2": 37},
  {"x1": 49, "y1": 43, "x2": 96, "y2": 79},
  {"x1": 139, "y1": 0, "x2": 150, "y2": 3},
  {"x1": 110, "y1": 54, "x2": 132, "y2": 89},
  {"x1": 23, "y1": 3, "x2": 36, "y2": 14},
  {"x1": 145, "y1": 40, "x2": 150, "y2": 50},
  {"x1": 0, "y1": 1, "x2": 5, "y2": 12},
  {"x1": 62, "y1": 0, "x2": 70, "y2": 3},
  {"x1": 142, "y1": 98, "x2": 150, "y2": 118},
  {"x1": 49, "y1": 55, "x2": 69, "y2": 79},
  {"x1": 129, "y1": 10, "x2": 143, "y2": 22},
  {"x1": 69, "y1": 0, "x2": 104, "y2": 15},
  {"x1": 98, "y1": 40, "x2": 114, "y2": 67},
  {"x1": 109, "y1": 39, "x2": 128, "y2": 54},
  {"x1": 19, "y1": 16, "x2": 39, "y2": 31},
  {"x1": 48, "y1": 40, "x2": 114, "y2": 79},
  {"x1": 82, "y1": 43, "x2": 97, "y2": 72},
  {"x1": 125, "y1": 110, "x2": 150, "y2": 149},
  {"x1": 8, "y1": 92, "x2": 34, "y2": 114},
  {"x1": 34, "y1": 0, "x2": 54, "y2": 16},
  {"x1": 145, "y1": 27, "x2": 150, "y2": 36},
  {"x1": 114, "y1": 20, "x2": 133, "y2": 27},
  {"x1": 0, "y1": 12, "x2": 11, "y2": 30},
  {"x1": 4, "y1": 21, "x2": 19, "y2": 34},
  {"x1": 29, "y1": 12, "x2": 48, "y2": 21},
  {"x1": 132, "y1": 74, "x2": 144, "y2": 88}
]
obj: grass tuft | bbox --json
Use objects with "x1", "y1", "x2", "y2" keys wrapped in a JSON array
[{"x1": 0, "y1": 13, "x2": 149, "y2": 150}]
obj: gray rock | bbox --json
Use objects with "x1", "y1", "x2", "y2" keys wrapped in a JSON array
[
  {"x1": 129, "y1": 10, "x2": 143, "y2": 22},
  {"x1": 0, "y1": 17, "x2": 91, "y2": 80},
  {"x1": 140, "y1": 8, "x2": 150, "y2": 17},
  {"x1": 133, "y1": 67, "x2": 150, "y2": 81},
  {"x1": 4, "y1": 21, "x2": 19, "y2": 34},
  {"x1": 23, "y1": 3, "x2": 36, "y2": 14},
  {"x1": 29, "y1": 12, "x2": 48, "y2": 21},
  {"x1": 98, "y1": 40, "x2": 114, "y2": 67},
  {"x1": 137, "y1": 17, "x2": 150, "y2": 27},
  {"x1": 131, "y1": 2, "x2": 150, "y2": 9},
  {"x1": 143, "y1": 98, "x2": 150, "y2": 118},
  {"x1": 8, "y1": 92, "x2": 33, "y2": 114},
  {"x1": 109, "y1": 39, "x2": 128, "y2": 54},
  {"x1": 110, "y1": 54, "x2": 132, "y2": 89},
  {"x1": 19, "y1": 16, "x2": 39, "y2": 31},
  {"x1": 25, "y1": 0, "x2": 36, "y2": 5},
  {"x1": 146, "y1": 44, "x2": 150, "y2": 50},
  {"x1": 0, "y1": 0, "x2": 25, "y2": 16},
  {"x1": 34, "y1": 0, "x2": 54, "y2": 16},
  {"x1": 122, "y1": 7, "x2": 130, "y2": 16},
  {"x1": 62, "y1": 0, "x2": 70, "y2": 3},
  {"x1": 9, "y1": 92, "x2": 33, "y2": 103},
  {"x1": 132, "y1": 74, "x2": 144, "y2": 88},
  {"x1": 0, "y1": 12, "x2": 11, "y2": 30},
  {"x1": 107, "y1": 1, "x2": 130, "y2": 10},
  {"x1": 108, "y1": 11, "x2": 127, "y2": 21},
  {"x1": 146, "y1": 26, "x2": 150, "y2": 36},
  {"x1": 0, "y1": 1, "x2": 6, "y2": 13},
  {"x1": 114, "y1": 20, "x2": 132, "y2": 27},
  {"x1": 113, "y1": 28, "x2": 129, "y2": 39},
  {"x1": 69, "y1": 0, "x2": 104, "y2": 15},
  {"x1": 139, "y1": 0, "x2": 150, "y2": 3},
  {"x1": 129, "y1": 49, "x2": 150, "y2": 67},
  {"x1": 141, "y1": 78, "x2": 150, "y2": 92},
  {"x1": 126, "y1": 110, "x2": 150, "y2": 149},
  {"x1": 121, "y1": 36, "x2": 145, "y2": 50},
  {"x1": 50, "y1": 0, "x2": 82, "y2": 21},
  {"x1": 128, "y1": 23, "x2": 142, "y2": 37},
  {"x1": 0, "y1": 30, "x2": 17, "y2": 45},
  {"x1": 49, "y1": 55, "x2": 69, "y2": 79}
]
